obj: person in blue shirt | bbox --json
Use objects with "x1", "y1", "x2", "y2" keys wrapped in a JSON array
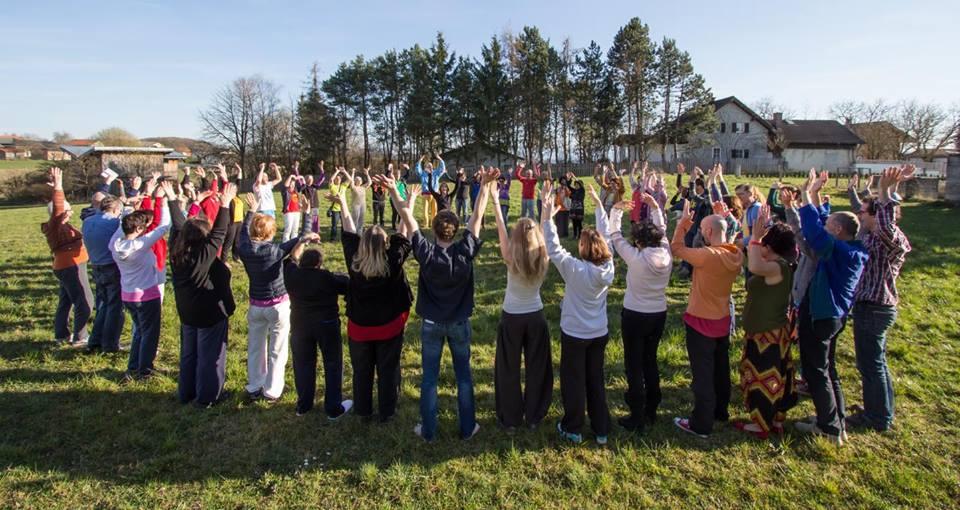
[
  {"x1": 416, "y1": 152, "x2": 446, "y2": 228},
  {"x1": 81, "y1": 195, "x2": 125, "y2": 353},
  {"x1": 793, "y1": 170, "x2": 868, "y2": 446}
]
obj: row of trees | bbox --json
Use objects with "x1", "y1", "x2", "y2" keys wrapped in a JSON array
[
  {"x1": 200, "y1": 18, "x2": 717, "y2": 170},
  {"x1": 828, "y1": 99, "x2": 959, "y2": 160}
]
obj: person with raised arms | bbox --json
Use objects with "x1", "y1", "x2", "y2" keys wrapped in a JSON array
[
  {"x1": 416, "y1": 152, "x2": 446, "y2": 228},
  {"x1": 253, "y1": 162, "x2": 283, "y2": 218},
  {"x1": 543, "y1": 181, "x2": 616, "y2": 445}
]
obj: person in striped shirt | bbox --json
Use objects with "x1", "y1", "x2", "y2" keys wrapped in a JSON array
[{"x1": 846, "y1": 166, "x2": 913, "y2": 433}]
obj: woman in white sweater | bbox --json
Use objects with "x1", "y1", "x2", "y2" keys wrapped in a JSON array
[
  {"x1": 607, "y1": 192, "x2": 672, "y2": 431},
  {"x1": 541, "y1": 181, "x2": 615, "y2": 445},
  {"x1": 490, "y1": 177, "x2": 552, "y2": 432}
]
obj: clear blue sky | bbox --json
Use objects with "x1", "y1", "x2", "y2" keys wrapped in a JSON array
[{"x1": 2, "y1": 0, "x2": 956, "y2": 140}]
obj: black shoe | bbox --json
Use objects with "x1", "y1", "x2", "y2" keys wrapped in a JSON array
[
  {"x1": 83, "y1": 345, "x2": 102, "y2": 354},
  {"x1": 617, "y1": 415, "x2": 645, "y2": 432},
  {"x1": 121, "y1": 370, "x2": 138, "y2": 384},
  {"x1": 295, "y1": 405, "x2": 312, "y2": 417},
  {"x1": 196, "y1": 390, "x2": 233, "y2": 409},
  {"x1": 244, "y1": 390, "x2": 263, "y2": 403}
]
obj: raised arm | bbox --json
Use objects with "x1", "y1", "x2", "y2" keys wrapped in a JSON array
[
  {"x1": 334, "y1": 187, "x2": 356, "y2": 235},
  {"x1": 269, "y1": 163, "x2": 283, "y2": 186}
]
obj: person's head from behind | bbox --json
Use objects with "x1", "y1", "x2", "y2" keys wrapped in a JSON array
[
  {"x1": 299, "y1": 248, "x2": 324, "y2": 269},
  {"x1": 90, "y1": 191, "x2": 106, "y2": 210},
  {"x1": 249, "y1": 213, "x2": 277, "y2": 242},
  {"x1": 699, "y1": 214, "x2": 728, "y2": 246},
  {"x1": 723, "y1": 195, "x2": 743, "y2": 220},
  {"x1": 99, "y1": 195, "x2": 122, "y2": 216},
  {"x1": 630, "y1": 220, "x2": 664, "y2": 249},
  {"x1": 508, "y1": 218, "x2": 548, "y2": 283},
  {"x1": 432, "y1": 210, "x2": 459, "y2": 243},
  {"x1": 121, "y1": 210, "x2": 153, "y2": 237},
  {"x1": 578, "y1": 227, "x2": 612, "y2": 266},
  {"x1": 759, "y1": 222, "x2": 797, "y2": 263},
  {"x1": 171, "y1": 217, "x2": 212, "y2": 267},
  {"x1": 48, "y1": 199, "x2": 73, "y2": 221},
  {"x1": 259, "y1": 172, "x2": 269, "y2": 185},
  {"x1": 735, "y1": 184, "x2": 762, "y2": 206},
  {"x1": 351, "y1": 225, "x2": 389, "y2": 278},
  {"x1": 825, "y1": 211, "x2": 859, "y2": 241}
]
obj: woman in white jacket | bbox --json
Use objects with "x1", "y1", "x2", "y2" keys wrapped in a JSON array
[
  {"x1": 607, "y1": 192, "x2": 672, "y2": 431},
  {"x1": 542, "y1": 181, "x2": 615, "y2": 445}
]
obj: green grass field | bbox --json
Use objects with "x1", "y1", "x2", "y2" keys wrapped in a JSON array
[{"x1": 1, "y1": 179, "x2": 958, "y2": 508}]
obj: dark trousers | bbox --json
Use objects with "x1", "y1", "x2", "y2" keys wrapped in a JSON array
[
  {"x1": 559, "y1": 331, "x2": 611, "y2": 436},
  {"x1": 852, "y1": 302, "x2": 898, "y2": 431},
  {"x1": 390, "y1": 201, "x2": 400, "y2": 230},
  {"x1": 124, "y1": 298, "x2": 162, "y2": 376},
  {"x1": 797, "y1": 299, "x2": 846, "y2": 436},
  {"x1": 178, "y1": 319, "x2": 228, "y2": 405},
  {"x1": 329, "y1": 210, "x2": 341, "y2": 240},
  {"x1": 372, "y1": 201, "x2": 386, "y2": 226},
  {"x1": 571, "y1": 214, "x2": 583, "y2": 238},
  {"x1": 53, "y1": 264, "x2": 91, "y2": 342},
  {"x1": 684, "y1": 324, "x2": 731, "y2": 435},
  {"x1": 621, "y1": 309, "x2": 667, "y2": 426},
  {"x1": 555, "y1": 210, "x2": 570, "y2": 238},
  {"x1": 455, "y1": 197, "x2": 468, "y2": 223},
  {"x1": 222, "y1": 222, "x2": 242, "y2": 261},
  {"x1": 349, "y1": 333, "x2": 404, "y2": 420},
  {"x1": 89, "y1": 263, "x2": 124, "y2": 351},
  {"x1": 495, "y1": 310, "x2": 553, "y2": 428},
  {"x1": 291, "y1": 318, "x2": 344, "y2": 416}
]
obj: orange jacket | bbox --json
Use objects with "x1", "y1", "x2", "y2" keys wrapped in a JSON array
[
  {"x1": 671, "y1": 217, "x2": 742, "y2": 320},
  {"x1": 42, "y1": 189, "x2": 89, "y2": 270}
]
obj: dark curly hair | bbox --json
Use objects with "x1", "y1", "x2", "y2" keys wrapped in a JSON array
[
  {"x1": 630, "y1": 219, "x2": 665, "y2": 249},
  {"x1": 760, "y1": 222, "x2": 797, "y2": 263}
]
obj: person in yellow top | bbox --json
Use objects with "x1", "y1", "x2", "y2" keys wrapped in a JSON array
[
  {"x1": 221, "y1": 163, "x2": 245, "y2": 262},
  {"x1": 327, "y1": 167, "x2": 348, "y2": 241}
]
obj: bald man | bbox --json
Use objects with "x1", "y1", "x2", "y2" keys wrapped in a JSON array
[{"x1": 670, "y1": 202, "x2": 744, "y2": 438}]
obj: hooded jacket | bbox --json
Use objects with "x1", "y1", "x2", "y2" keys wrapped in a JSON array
[
  {"x1": 608, "y1": 208, "x2": 672, "y2": 313},
  {"x1": 545, "y1": 205, "x2": 616, "y2": 339},
  {"x1": 671, "y1": 216, "x2": 743, "y2": 320},
  {"x1": 42, "y1": 189, "x2": 89, "y2": 270}
]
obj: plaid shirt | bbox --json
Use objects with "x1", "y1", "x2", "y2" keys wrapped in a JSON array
[{"x1": 854, "y1": 201, "x2": 911, "y2": 306}]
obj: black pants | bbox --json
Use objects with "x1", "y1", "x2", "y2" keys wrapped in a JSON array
[
  {"x1": 349, "y1": 333, "x2": 404, "y2": 420},
  {"x1": 178, "y1": 319, "x2": 228, "y2": 405},
  {"x1": 797, "y1": 299, "x2": 846, "y2": 436},
  {"x1": 560, "y1": 331, "x2": 611, "y2": 436},
  {"x1": 570, "y1": 213, "x2": 584, "y2": 238},
  {"x1": 222, "y1": 222, "x2": 242, "y2": 261},
  {"x1": 290, "y1": 318, "x2": 344, "y2": 416},
  {"x1": 621, "y1": 309, "x2": 667, "y2": 427},
  {"x1": 495, "y1": 310, "x2": 553, "y2": 428},
  {"x1": 556, "y1": 210, "x2": 570, "y2": 238},
  {"x1": 684, "y1": 324, "x2": 731, "y2": 435},
  {"x1": 390, "y1": 201, "x2": 400, "y2": 230},
  {"x1": 372, "y1": 201, "x2": 386, "y2": 226}
]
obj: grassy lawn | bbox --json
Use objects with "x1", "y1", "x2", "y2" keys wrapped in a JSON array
[{"x1": 1, "y1": 178, "x2": 958, "y2": 508}]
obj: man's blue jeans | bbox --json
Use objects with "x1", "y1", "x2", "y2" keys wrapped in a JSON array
[
  {"x1": 521, "y1": 198, "x2": 536, "y2": 220},
  {"x1": 125, "y1": 298, "x2": 162, "y2": 376},
  {"x1": 853, "y1": 302, "x2": 898, "y2": 431},
  {"x1": 419, "y1": 319, "x2": 475, "y2": 440},
  {"x1": 90, "y1": 263, "x2": 124, "y2": 351}
]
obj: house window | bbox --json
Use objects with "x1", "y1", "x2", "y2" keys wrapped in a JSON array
[
  {"x1": 731, "y1": 149, "x2": 743, "y2": 158},
  {"x1": 731, "y1": 122, "x2": 740, "y2": 133},
  {"x1": 720, "y1": 123, "x2": 726, "y2": 133},
  {"x1": 712, "y1": 147, "x2": 721, "y2": 159},
  {"x1": 744, "y1": 123, "x2": 750, "y2": 133},
  {"x1": 743, "y1": 149, "x2": 750, "y2": 159}
]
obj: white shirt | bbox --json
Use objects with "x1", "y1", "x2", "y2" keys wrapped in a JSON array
[
  {"x1": 255, "y1": 182, "x2": 276, "y2": 212},
  {"x1": 544, "y1": 206, "x2": 615, "y2": 339},
  {"x1": 502, "y1": 270, "x2": 544, "y2": 314},
  {"x1": 608, "y1": 208, "x2": 672, "y2": 313},
  {"x1": 110, "y1": 205, "x2": 171, "y2": 302}
]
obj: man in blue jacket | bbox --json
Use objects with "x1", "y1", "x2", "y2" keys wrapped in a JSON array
[{"x1": 793, "y1": 171, "x2": 868, "y2": 446}]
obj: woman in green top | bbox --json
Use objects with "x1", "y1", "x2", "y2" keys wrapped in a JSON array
[{"x1": 737, "y1": 205, "x2": 798, "y2": 439}]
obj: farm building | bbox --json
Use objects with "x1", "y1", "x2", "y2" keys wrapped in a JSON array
[{"x1": 60, "y1": 145, "x2": 184, "y2": 176}]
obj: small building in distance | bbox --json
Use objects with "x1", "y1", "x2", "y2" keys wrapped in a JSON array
[
  {"x1": 61, "y1": 144, "x2": 183, "y2": 177},
  {"x1": 0, "y1": 136, "x2": 33, "y2": 160},
  {"x1": 441, "y1": 141, "x2": 522, "y2": 172}
]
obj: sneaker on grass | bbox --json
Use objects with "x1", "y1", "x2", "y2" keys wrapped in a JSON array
[
  {"x1": 556, "y1": 422, "x2": 583, "y2": 444},
  {"x1": 464, "y1": 422, "x2": 480, "y2": 441},
  {"x1": 328, "y1": 400, "x2": 353, "y2": 421},
  {"x1": 794, "y1": 420, "x2": 844, "y2": 446},
  {"x1": 673, "y1": 417, "x2": 708, "y2": 439}
]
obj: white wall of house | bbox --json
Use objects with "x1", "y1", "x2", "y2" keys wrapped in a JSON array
[{"x1": 783, "y1": 147, "x2": 856, "y2": 172}]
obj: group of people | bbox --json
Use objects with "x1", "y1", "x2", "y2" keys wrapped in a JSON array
[{"x1": 41, "y1": 155, "x2": 913, "y2": 445}]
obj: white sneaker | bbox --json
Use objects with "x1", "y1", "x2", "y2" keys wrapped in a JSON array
[
  {"x1": 596, "y1": 435, "x2": 608, "y2": 446},
  {"x1": 328, "y1": 400, "x2": 353, "y2": 421},
  {"x1": 464, "y1": 422, "x2": 480, "y2": 441},
  {"x1": 69, "y1": 337, "x2": 89, "y2": 348},
  {"x1": 414, "y1": 423, "x2": 425, "y2": 440}
]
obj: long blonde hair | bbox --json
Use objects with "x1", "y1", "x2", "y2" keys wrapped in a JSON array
[
  {"x1": 508, "y1": 217, "x2": 549, "y2": 284},
  {"x1": 351, "y1": 225, "x2": 390, "y2": 279}
]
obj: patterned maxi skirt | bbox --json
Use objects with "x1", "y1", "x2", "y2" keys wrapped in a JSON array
[{"x1": 739, "y1": 324, "x2": 798, "y2": 433}]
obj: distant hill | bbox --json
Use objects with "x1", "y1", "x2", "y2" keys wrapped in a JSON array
[{"x1": 141, "y1": 137, "x2": 219, "y2": 157}]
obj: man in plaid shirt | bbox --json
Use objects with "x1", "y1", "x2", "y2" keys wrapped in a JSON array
[{"x1": 847, "y1": 166, "x2": 914, "y2": 432}]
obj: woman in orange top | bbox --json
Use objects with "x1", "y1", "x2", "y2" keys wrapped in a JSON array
[{"x1": 42, "y1": 167, "x2": 93, "y2": 346}]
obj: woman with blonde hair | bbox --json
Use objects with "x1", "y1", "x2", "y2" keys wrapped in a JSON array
[
  {"x1": 542, "y1": 181, "x2": 616, "y2": 445},
  {"x1": 490, "y1": 180, "x2": 553, "y2": 431},
  {"x1": 336, "y1": 180, "x2": 415, "y2": 423}
]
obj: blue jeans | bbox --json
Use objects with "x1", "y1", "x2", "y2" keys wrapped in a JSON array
[
  {"x1": 179, "y1": 319, "x2": 228, "y2": 405},
  {"x1": 853, "y1": 302, "x2": 897, "y2": 431},
  {"x1": 455, "y1": 197, "x2": 468, "y2": 223},
  {"x1": 90, "y1": 263, "x2": 124, "y2": 351},
  {"x1": 53, "y1": 264, "x2": 91, "y2": 342},
  {"x1": 500, "y1": 203, "x2": 510, "y2": 224},
  {"x1": 125, "y1": 299, "x2": 162, "y2": 376},
  {"x1": 521, "y1": 198, "x2": 536, "y2": 220},
  {"x1": 419, "y1": 319, "x2": 475, "y2": 440},
  {"x1": 329, "y1": 210, "x2": 341, "y2": 240}
]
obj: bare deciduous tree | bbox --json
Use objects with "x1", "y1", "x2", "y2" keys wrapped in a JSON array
[{"x1": 199, "y1": 76, "x2": 259, "y2": 169}]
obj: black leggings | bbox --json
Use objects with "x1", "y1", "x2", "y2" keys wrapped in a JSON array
[{"x1": 620, "y1": 309, "x2": 667, "y2": 427}]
